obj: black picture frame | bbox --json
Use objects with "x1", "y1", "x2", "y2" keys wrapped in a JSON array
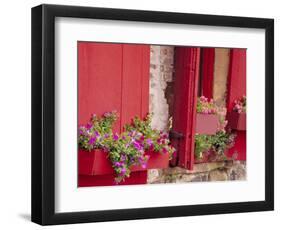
[{"x1": 31, "y1": 4, "x2": 274, "y2": 225}]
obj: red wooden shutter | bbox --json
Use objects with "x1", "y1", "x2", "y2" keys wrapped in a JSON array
[
  {"x1": 226, "y1": 49, "x2": 246, "y2": 160},
  {"x1": 201, "y1": 48, "x2": 215, "y2": 98},
  {"x1": 78, "y1": 42, "x2": 149, "y2": 131},
  {"x1": 78, "y1": 42, "x2": 150, "y2": 186},
  {"x1": 171, "y1": 47, "x2": 201, "y2": 170}
]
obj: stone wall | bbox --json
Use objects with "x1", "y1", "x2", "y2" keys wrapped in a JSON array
[
  {"x1": 149, "y1": 46, "x2": 174, "y2": 131},
  {"x1": 148, "y1": 160, "x2": 246, "y2": 184}
]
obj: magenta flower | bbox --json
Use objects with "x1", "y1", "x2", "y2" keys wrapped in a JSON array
[
  {"x1": 120, "y1": 167, "x2": 127, "y2": 175},
  {"x1": 86, "y1": 123, "x2": 92, "y2": 129},
  {"x1": 114, "y1": 162, "x2": 123, "y2": 167},
  {"x1": 113, "y1": 133, "x2": 119, "y2": 141},
  {"x1": 162, "y1": 147, "x2": 168, "y2": 154},
  {"x1": 133, "y1": 140, "x2": 143, "y2": 151},
  {"x1": 146, "y1": 138, "x2": 153, "y2": 146},
  {"x1": 120, "y1": 154, "x2": 127, "y2": 162},
  {"x1": 141, "y1": 163, "x2": 147, "y2": 169},
  {"x1": 89, "y1": 136, "x2": 96, "y2": 145},
  {"x1": 94, "y1": 131, "x2": 100, "y2": 138}
]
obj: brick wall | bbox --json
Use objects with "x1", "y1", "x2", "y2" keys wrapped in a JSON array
[{"x1": 149, "y1": 45, "x2": 174, "y2": 131}]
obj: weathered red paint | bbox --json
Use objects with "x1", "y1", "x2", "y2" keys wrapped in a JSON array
[
  {"x1": 78, "y1": 171, "x2": 148, "y2": 187},
  {"x1": 226, "y1": 49, "x2": 246, "y2": 161},
  {"x1": 78, "y1": 42, "x2": 150, "y2": 185},
  {"x1": 201, "y1": 48, "x2": 215, "y2": 98},
  {"x1": 171, "y1": 47, "x2": 200, "y2": 170},
  {"x1": 196, "y1": 113, "x2": 219, "y2": 135},
  {"x1": 78, "y1": 149, "x2": 170, "y2": 176}
]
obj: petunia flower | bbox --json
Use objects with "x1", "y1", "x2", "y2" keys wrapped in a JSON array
[{"x1": 89, "y1": 136, "x2": 96, "y2": 145}]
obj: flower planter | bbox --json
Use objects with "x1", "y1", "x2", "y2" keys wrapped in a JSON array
[
  {"x1": 194, "y1": 150, "x2": 228, "y2": 163},
  {"x1": 196, "y1": 113, "x2": 219, "y2": 135},
  {"x1": 228, "y1": 111, "x2": 246, "y2": 131},
  {"x1": 78, "y1": 171, "x2": 148, "y2": 187},
  {"x1": 78, "y1": 149, "x2": 170, "y2": 176}
]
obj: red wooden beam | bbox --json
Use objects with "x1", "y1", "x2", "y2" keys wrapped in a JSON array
[{"x1": 171, "y1": 47, "x2": 200, "y2": 170}]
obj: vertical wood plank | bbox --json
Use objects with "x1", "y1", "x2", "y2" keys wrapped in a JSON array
[
  {"x1": 121, "y1": 44, "x2": 150, "y2": 129},
  {"x1": 78, "y1": 42, "x2": 123, "y2": 132}
]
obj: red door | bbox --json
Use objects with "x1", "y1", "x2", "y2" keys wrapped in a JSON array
[
  {"x1": 171, "y1": 47, "x2": 201, "y2": 170},
  {"x1": 78, "y1": 42, "x2": 150, "y2": 186}
]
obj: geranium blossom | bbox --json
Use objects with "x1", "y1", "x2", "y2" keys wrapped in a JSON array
[
  {"x1": 196, "y1": 96, "x2": 218, "y2": 114},
  {"x1": 233, "y1": 96, "x2": 246, "y2": 113}
]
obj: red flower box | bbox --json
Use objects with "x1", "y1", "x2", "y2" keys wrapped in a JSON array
[
  {"x1": 78, "y1": 149, "x2": 170, "y2": 176},
  {"x1": 228, "y1": 111, "x2": 246, "y2": 131},
  {"x1": 194, "y1": 150, "x2": 228, "y2": 164},
  {"x1": 78, "y1": 171, "x2": 148, "y2": 187},
  {"x1": 196, "y1": 113, "x2": 219, "y2": 135}
]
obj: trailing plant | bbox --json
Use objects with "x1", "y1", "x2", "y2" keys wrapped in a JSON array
[
  {"x1": 125, "y1": 114, "x2": 175, "y2": 156},
  {"x1": 79, "y1": 112, "x2": 176, "y2": 183},
  {"x1": 194, "y1": 134, "x2": 212, "y2": 159},
  {"x1": 78, "y1": 111, "x2": 118, "y2": 151},
  {"x1": 210, "y1": 131, "x2": 236, "y2": 155},
  {"x1": 233, "y1": 95, "x2": 246, "y2": 113},
  {"x1": 195, "y1": 131, "x2": 236, "y2": 160}
]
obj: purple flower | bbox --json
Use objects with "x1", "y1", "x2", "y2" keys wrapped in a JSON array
[
  {"x1": 89, "y1": 136, "x2": 96, "y2": 145},
  {"x1": 114, "y1": 162, "x2": 122, "y2": 167},
  {"x1": 113, "y1": 133, "x2": 119, "y2": 141},
  {"x1": 86, "y1": 123, "x2": 92, "y2": 129},
  {"x1": 104, "y1": 133, "x2": 109, "y2": 138},
  {"x1": 120, "y1": 168, "x2": 127, "y2": 175},
  {"x1": 146, "y1": 138, "x2": 153, "y2": 146},
  {"x1": 94, "y1": 131, "x2": 100, "y2": 138},
  {"x1": 133, "y1": 140, "x2": 143, "y2": 151},
  {"x1": 120, "y1": 154, "x2": 126, "y2": 162},
  {"x1": 79, "y1": 129, "x2": 84, "y2": 135},
  {"x1": 141, "y1": 163, "x2": 147, "y2": 169}
]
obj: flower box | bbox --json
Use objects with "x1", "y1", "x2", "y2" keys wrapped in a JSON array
[
  {"x1": 228, "y1": 111, "x2": 246, "y2": 131},
  {"x1": 78, "y1": 171, "x2": 148, "y2": 187},
  {"x1": 196, "y1": 113, "x2": 219, "y2": 135},
  {"x1": 194, "y1": 150, "x2": 228, "y2": 164},
  {"x1": 78, "y1": 149, "x2": 170, "y2": 176}
]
